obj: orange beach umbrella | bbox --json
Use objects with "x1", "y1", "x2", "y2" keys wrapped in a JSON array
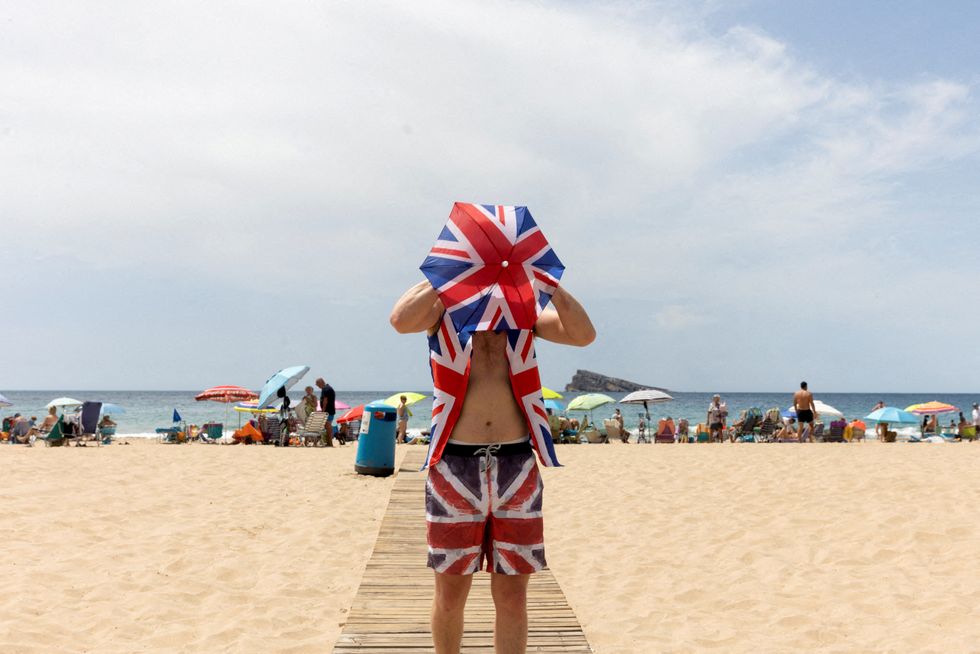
[{"x1": 905, "y1": 401, "x2": 959, "y2": 415}]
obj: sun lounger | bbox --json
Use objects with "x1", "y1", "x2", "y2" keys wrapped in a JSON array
[
  {"x1": 297, "y1": 411, "x2": 327, "y2": 445},
  {"x1": 654, "y1": 419, "x2": 675, "y2": 444},
  {"x1": 603, "y1": 419, "x2": 629, "y2": 443},
  {"x1": 580, "y1": 426, "x2": 603, "y2": 443}
]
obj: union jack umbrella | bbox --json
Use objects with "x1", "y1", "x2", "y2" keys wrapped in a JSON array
[
  {"x1": 194, "y1": 385, "x2": 258, "y2": 403},
  {"x1": 421, "y1": 203, "x2": 564, "y2": 333}
]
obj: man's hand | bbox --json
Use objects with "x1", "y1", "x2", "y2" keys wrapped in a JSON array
[
  {"x1": 390, "y1": 280, "x2": 443, "y2": 334},
  {"x1": 534, "y1": 286, "x2": 596, "y2": 346}
]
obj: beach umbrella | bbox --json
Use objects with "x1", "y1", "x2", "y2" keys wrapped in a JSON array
[
  {"x1": 541, "y1": 387, "x2": 563, "y2": 400},
  {"x1": 864, "y1": 407, "x2": 920, "y2": 424},
  {"x1": 567, "y1": 393, "x2": 615, "y2": 428},
  {"x1": 383, "y1": 392, "x2": 427, "y2": 407},
  {"x1": 785, "y1": 400, "x2": 844, "y2": 421},
  {"x1": 567, "y1": 393, "x2": 616, "y2": 411},
  {"x1": 337, "y1": 405, "x2": 364, "y2": 424},
  {"x1": 195, "y1": 386, "x2": 257, "y2": 403},
  {"x1": 0, "y1": 393, "x2": 11, "y2": 408},
  {"x1": 257, "y1": 365, "x2": 310, "y2": 409},
  {"x1": 100, "y1": 403, "x2": 126, "y2": 415},
  {"x1": 196, "y1": 385, "x2": 258, "y2": 426},
  {"x1": 234, "y1": 400, "x2": 278, "y2": 414},
  {"x1": 905, "y1": 401, "x2": 959, "y2": 415},
  {"x1": 46, "y1": 397, "x2": 83, "y2": 409},
  {"x1": 420, "y1": 203, "x2": 564, "y2": 334},
  {"x1": 620, "y1": 389, "x2": 674, "y2": 423},
  {"x1": 544, "y1": 398, "x2": 565, "y2": 413}
]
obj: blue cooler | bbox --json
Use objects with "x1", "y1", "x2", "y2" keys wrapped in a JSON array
[{"x1": 355, "y1": 402, "x2": 397, "y2": 476}]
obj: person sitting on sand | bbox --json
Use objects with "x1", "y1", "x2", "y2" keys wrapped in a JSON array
[
  {"x1": 775, "y1": 418, "x2": 798, "y2": 441},
  {"x1": 29, "y1": 407, "x2": 59, "y2": 438}
]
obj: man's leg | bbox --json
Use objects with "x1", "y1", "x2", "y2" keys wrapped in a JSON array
[
  {"x1": 432, "y1": 572, "x2": 473, "y2": 654},
  {"x1": 490, "y1": 573, "x2": 529, "y2": 654}
]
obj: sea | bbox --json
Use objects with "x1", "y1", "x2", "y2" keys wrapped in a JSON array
[{"x1": 2, "y1": 390, "x2": 976, "y2": 437}]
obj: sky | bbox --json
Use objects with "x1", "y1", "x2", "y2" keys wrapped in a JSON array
[{"x1": 2, "y1": 0, "x2": 978, "y2": 393}]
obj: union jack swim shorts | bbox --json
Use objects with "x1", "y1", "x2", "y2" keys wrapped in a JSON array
[{"x1": 425, "y1": 442, "x2": 546, "y2": 575}]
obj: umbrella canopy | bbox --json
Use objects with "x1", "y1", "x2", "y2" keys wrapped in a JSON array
[
  {"x1": 544, "y1": 398, "x2": 565, "y2": 413},
  {"x1": 541, "y1": 387, "x2": 563, "y2": 400},
  {"x1": 785, "y1": 400, "x2": 844, "y2": 420},
  {"x1": 383, "y1": 392, "x2": 427, "y2": 407},
  {"x1": 420, "y1": 203, "x2": 564, "y2": 333},
  {"x1": 905, "y1": 401, "x2": 959, "y2": 415},
  {"x1": 195, "y1": 386, "x2": 257, "y2": 403},
  {"x1": 0, "y1": 393, "x2": 11, "y2": 408},
  {"x1": 100, "y1": 403, "x2": 126, "y2": 415},
  {"x1": 865, "y1": 407, "x2": 920, "y2": 424},
  {"x1": 337, "y1": 405, "x2": 364, "y2": 424},
  {"x1": 257, "y1": 365, "x2": 310, "y2": 409},
  {"x1": 46, "y1": 397, "x2": 83, "y2": 409},
  {"x1": 620, "y1": 389, "x2": 674, "y2": 405},
  {"x1": 567, "y1": 393, "x2": 616, "y2": 412},
  {"x1": 334, "y1": 400, "x2": 351, "y2": 411},
  {"x1": 234, "y1": 400, "x2": 278, "y2": 414}
]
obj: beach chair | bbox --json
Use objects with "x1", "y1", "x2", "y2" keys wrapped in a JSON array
[
  {"x1": 73, "y1": 402, "x2": 103, "y2": 446},
  {"x1": 731, "y1": 408, "x2": 761, "y2": 441},
  {"x1": 756, "y1": 413, "x2": 779, "y2": 442},
  {"x1": 38, "y1": 418, "x2": 67, "y2": 447},
  {"x1": 960, "y1": 425, "x2": 976, "y2": 442},
  {"x1": 825, "y1": 421, "x2": 845, "y2": 442},
  {"x1": 297, "y1": 411, "x2": 327, "y2": 446},
  {"x1": 603, "y1": 419, "x2": 629, "y2": 443},
  {"x1": 811, "y1": 423, "x2": 825, "y2": 442},
  {"x1": 654, "y1": 418, "x2": 675, "y2": 444},
  {"x1": 580, "y1": 426, "x2": 603, "y2": 443}
]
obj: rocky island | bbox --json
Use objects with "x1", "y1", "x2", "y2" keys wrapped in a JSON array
[{"x1": 564, "y1": 370, "x2": 670, "y2": 393}]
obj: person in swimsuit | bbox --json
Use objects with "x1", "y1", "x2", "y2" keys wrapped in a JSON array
[
  {"x1": 793, "y1": 381, "x2": 817, "y2": 442},
  {"x1": 390, "y1": 280, "x2": 594, "y2": 654}
]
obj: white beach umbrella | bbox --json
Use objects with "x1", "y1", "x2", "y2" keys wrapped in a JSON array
[
  {"x1": 46, "y1": 397, "x2": 83, "y2": 409},
  {"x1": 620, "y1": 389, "x2": 674, "y2": 421},
  {"x1": 786, "y1": 400, "x2": 844, "y2": 420},
  {"x1": 0, "y1": 393, "x2": 11, "y2": 408}
]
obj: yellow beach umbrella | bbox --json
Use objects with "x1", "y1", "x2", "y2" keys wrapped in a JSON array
[
  {"x1": 541, "y1": 387, "x2": 563, "y2": 400},
  {"x1": 905, "y1": 401, "x2": 959, "y2": 415},
  {"x1": 383, "y1": 392, "x2": 427, "y2": 407}
]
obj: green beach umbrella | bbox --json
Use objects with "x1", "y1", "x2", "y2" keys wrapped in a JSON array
[
  {"x1": 383, "y1": 392, "x2": 427, "y2": 407},
  {"x1": 567, "y1": 393, "x2": 616, "y2": 412}
]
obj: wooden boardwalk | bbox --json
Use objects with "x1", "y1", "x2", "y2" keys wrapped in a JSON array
[{"x1": 333, "y1": 450, "x2": 592, "y2": 653}]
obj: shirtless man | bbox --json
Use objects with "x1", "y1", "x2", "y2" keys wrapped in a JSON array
[
  {"x1": 793, "y1": 381, "x2": 817, "y2": 442},
  {"x1": 390, "y1": 280, "x2": 594, "y2": 654}
]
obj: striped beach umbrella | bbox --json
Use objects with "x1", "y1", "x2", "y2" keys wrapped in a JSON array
[
  {"x1": 905, "y1": 401, "x2": 959, "y2": 415},
  {"x1": 195, "y1": 386, "x2": 258, "y2": 403}
]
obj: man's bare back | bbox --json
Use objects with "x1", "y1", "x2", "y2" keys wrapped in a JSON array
[
  {"x1": 453, "y1": 330, "x2": 527, "y2": 443},
  {"x1": 794, "y1": 389, "x2": 814, "y2": 412}
]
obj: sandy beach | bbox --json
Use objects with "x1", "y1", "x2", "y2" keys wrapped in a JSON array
[{"x1": 3, "y1": 441, "x2": 979, "y2": 653}]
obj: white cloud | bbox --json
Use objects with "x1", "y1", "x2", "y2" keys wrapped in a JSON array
[{"x1": 1, "y1": 0, "x2": 978, "y2": 390}]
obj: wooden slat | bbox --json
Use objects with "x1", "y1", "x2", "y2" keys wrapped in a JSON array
[{"x1": 333, "y1": 450, "x2": 592, "y2": 653}]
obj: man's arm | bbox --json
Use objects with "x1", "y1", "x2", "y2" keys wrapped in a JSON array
[
  {"x1": 390, "y1": 281, "x2": 444, "y2": 334},
  {"x1": 534, "y1": 287, "x2": 596, "y2": 346}
]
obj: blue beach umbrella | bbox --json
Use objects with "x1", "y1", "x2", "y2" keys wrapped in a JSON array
[
  {"x1": 100, "y1": 403, "x2": 126, "y2": 415},
  {"x1": 258, "y1": 365, "x2": 311, "y2": 409},
  {"x1": 864, "y1": 407, "x2": 920, "y2": 425},
  {"x1": 544, "y1": 398, "x2": 565, "y2": 413}
]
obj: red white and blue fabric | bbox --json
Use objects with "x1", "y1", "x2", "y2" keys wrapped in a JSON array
[
  {"x1": 423, "y1": 312, "x2": 560, "y2": 471},
  {"x1": 425, "y1": 450, "x2": 546, "y2": 575},
  {"x1": 420, "y1": 202, "x2": 563, "y2": 471},
  {"x1": 420, "y1": 203, "x2": 564, "y2": 333}
]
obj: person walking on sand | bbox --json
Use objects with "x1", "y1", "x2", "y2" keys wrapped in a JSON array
[
  {"x1": 390, "y1": 280, "x2": 595, "y2": 654},
  {"x1": 316, "y1": 377, "x2": 336, "y2": 447},
  {"x1": 396, "y1": 395, "x2": 411, "y2": 443},
  {"x1": 794, "y1": 381, "x2": 817, "y2": 442},
  {"x1": 706, "y1": 394, "x2": 727, "y2": 443}
]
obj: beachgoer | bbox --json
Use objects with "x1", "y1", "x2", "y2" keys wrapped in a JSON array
[
  {"x1": 303, "y1": 386, "x2": 317, "y2": 416},
  {"x1": 316, "y1": 378, "x2": 336, "y2": 447},
  {"x1": 99, "y1": 414, "x2": 116, "y2": 429},
  {"x1": 677, "y1": 417, "x2": 689, "y2": 442},
  {"x1": 29, "y1": 407, "x2": 59, "y2": 437},
  {"x1": 793, "y1": 382, "x2": 816, "y2": 442},
  {"x1": 972, "y1": 403, "x2": 979, "y2": 430},
  {"x1": 636, "y1": 413, "x2": 647, "y2": 443},
  {"x1": 396, "y1": 395, "x2": 411, "y2": 443},
  {"x1": 872, "y1": 401, "x2": 886, "y2": 439},
  {"x1": 611, "y1": 408, "x2": 629, "y2": 442},
  {"x1": 389, "y1": 279, "x2": 595, "y2": 654},
  {"x1": 776, "y1": 418, "x2": 797, "y2": 441},
  {"x1": 706, "y1": 395, "x2": 727, "y2": 443}
]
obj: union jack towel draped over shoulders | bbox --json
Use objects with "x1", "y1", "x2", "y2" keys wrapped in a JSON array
[{"x1": 419, "y1": 203, "x2": 565, "y2": 470}]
